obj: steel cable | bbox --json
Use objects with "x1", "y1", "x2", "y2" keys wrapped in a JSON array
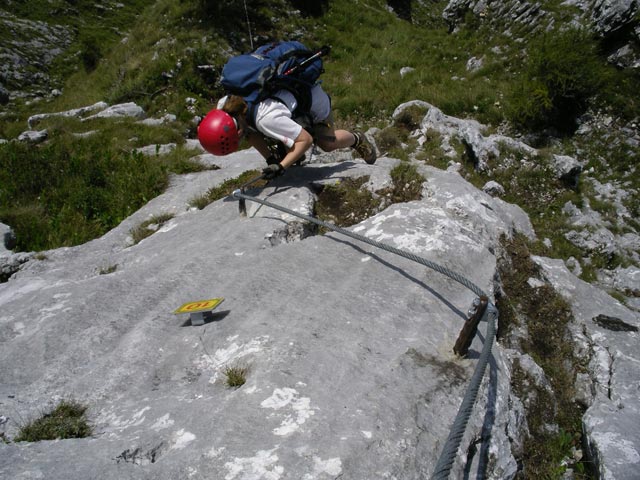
[{"x1": 232, "y1": 189, "x2": 497, "y2": 479}]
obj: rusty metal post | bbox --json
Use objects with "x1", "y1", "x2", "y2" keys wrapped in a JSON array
[
  {"x1": 454, "y1": 295, "x2": 489, "y2": 357},
  {"x1": 233, "y1": 173, "x2": 266, "y2": 217}
]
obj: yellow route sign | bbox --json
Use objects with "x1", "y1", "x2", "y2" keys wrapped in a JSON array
[{"x1": 174, "y1": 298, "x2": 225, "y2": 314}]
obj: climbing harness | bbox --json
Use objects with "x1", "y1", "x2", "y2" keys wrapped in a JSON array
[{"x1": 230, "y1": 180, "x2": 498, "y2": 479}]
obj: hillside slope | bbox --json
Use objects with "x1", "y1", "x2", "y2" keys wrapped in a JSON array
[{"x1": 1, "y1": 101, "x2": 639, "y2": 477}]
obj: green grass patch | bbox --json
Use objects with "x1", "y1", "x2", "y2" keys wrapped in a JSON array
[
  {"x1": 375, "y1": 103, "x2": 428, "y2": 159},
  {"x1": 130, "y1": 213, "x2": 175, "y2": 245},
  {"x1": 497, "y1": 234, "x2": 592, "y2": 479},
  {"x1": 0, "y1": 133, "x2": 180, "y2": 252},
  {"x1": 312, "y1": 1, "x2": 512, "y2": 126},
  {"x1": 189, "y1": 170, "x2": 266, "y2": 210},
  {"x1": 315, "y1": 165, "x2": 424, "y2": 229},
  {"x1": 506, "y1": 28, "x2": 608, "y2": 134},
  {"x1": 385, "y1": 162, "x2": 425, "y2": 203},
  {"x1": 314, "y1": 177, "x2": 382, "y2": 228},
  {"x1": 15, "y1": 400, "x2": 91, "y2": 442},
  {"x1": 98, "y1": 264, "x2": 118, "y2": 275}
]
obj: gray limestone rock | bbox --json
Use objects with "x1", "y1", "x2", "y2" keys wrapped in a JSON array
[
  {"x1": 1, "y1": 252, "x2": 33, "y2": 283},
  {"x1": 598, "y1": 265, "x2": 640, "y2": 294},
  {"x1": 135, "y1": 143, "x2": 177, "y2": 156},
  {"x1": 1, "y1": 93, "x2": 637, "y2": 478},
  {"x1": 566, "y1": 257, "x2": 583, "y2": 277},
  {"x1": 0, "y1": 10, "x2": 73, "y2": 96},
  {"x1": 551, "y1": 154, "x2": 583, "y2": 187},
  {"x1": 1, "y1": 223, "x2": 16, "y2": 255},
  {"x1": 83, "y1": 102, "x2": 145, "y2": 121},
  {"x1": 564, "y1": 227, "x2": 618, "y2": 256},
  {"x1": 400, "y1": 66, "x2": 416, "y2": 77},
  {"x1": 466, "y1": 56, "x2": 484, "y2": 72},
  {"x1": 395, "y1": 100, "x2": 538, "y2": 171},
  {"x1": 443, "y1": 0, "x2": 548, "y2": 31},
  {"x1": 138, "y1": 114, "x2": 178, "y2": 126},
  {"x1": 17, "y1": 129, "x2": 48, "y2": 144},
  {"x1": 562, "y1": 200, "x2": 603, "y2": 227},
  {"x1": 482, "y1": 180, "x2": 505, "y2": 197},
  {"x1": 533, "y1": 256, "x2": 640, "y2": 480},
  {"x1": 0, "y1": 149, "x2": 534, "y2": 479},
  {"x1": 607, "y1": 43, "x2": 640, "y2": 68},
  {"x1": 590, "y1": 0, "x2": 639, "y2": 35},
  {"x1": 28, "y1": 102, "x2": 109, "y2": 128}
]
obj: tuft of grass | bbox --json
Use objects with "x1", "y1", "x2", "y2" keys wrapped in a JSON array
[
  {"x1": 15, "y1": 400, "x2": 92, "y2": 442},
  {"x1": 223, "y1": 364, "x2": 249, "y2": 388},
  {"x1": 130, "y1": 213, "x2": 175, "y2": 245},
  {"x1": 314, "y1": 177, "x2": 382, "y2": 228},
  {"x1": 98, "y1": 264, "x2": 118, "y2": 275},
  {"x1": 387, "y1": 161, "x2": 424, "y2": 203},
  {"x1": 314, "y1": 166, "x2": 424, "y2": 230},
  {"x1": 189, "y1": 170, "x2": 266, "y2": 210}
]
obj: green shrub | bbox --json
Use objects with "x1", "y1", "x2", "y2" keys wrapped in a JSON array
[
  {"x1": 15, "y1": 400, "x2": 91, "y2": 442},
  {"x1": 507, "y1": 28, "x2": 607, "y2": 133},
  {"x1": 79, "y1": 30, "x2": 103, "y2": 72}
]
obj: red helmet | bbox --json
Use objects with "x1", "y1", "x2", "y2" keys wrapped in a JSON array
[{"x1": 198, "y1": 109, "x2": 239, "y2": 155}]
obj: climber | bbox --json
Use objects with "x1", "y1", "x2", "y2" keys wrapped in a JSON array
[{"x1": 197, "y1": 41, "x2": 376, "y2": 179}]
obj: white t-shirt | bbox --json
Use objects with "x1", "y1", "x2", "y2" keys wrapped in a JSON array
[{"x1": 253, "y1": 84, "x2": 331, "y2": 148}]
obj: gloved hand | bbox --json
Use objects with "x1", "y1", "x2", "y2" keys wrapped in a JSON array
[
  {"x1": 265, "y1": 154, "x2": 281, "y2": 165},
  {"x1": 262, "y1": 163, "x2": 285, "y2": 180}
]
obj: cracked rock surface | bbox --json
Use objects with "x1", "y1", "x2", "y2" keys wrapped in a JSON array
[
  {"x1": 0, "y1": 148, "x2": 533, "y2": 479},
  {"x1": 533, "y1": 255, "x2": 640, "y2": 479}
]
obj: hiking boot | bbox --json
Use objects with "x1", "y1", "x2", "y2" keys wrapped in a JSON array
[{"x1": 352, "y1": 131, "x2": 377, "y2": 164}]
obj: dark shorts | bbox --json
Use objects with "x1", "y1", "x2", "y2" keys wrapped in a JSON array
[{"x1": 312, "y1": 111, "x2": 337, "y2": 143}]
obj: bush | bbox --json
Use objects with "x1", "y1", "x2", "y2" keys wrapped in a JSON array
[
  {"x1": 79, "y1": 31, "x2": 103, "y2": 72},
  {"x1": 507, "y1": 28, "x2": 607, "y2": 133},
  {"x1": 15, "y1": 400, "x2": 91, "y2": 442}
]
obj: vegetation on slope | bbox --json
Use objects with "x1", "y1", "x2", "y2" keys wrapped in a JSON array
[{"x1": 1, "y1": 1, "x2": 638, "y2": 476}]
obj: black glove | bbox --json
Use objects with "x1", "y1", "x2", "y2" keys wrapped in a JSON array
[
  {"x1": 266, "y1": 154, "x2": 280, "y2": 165},
  {"x1": 262, "y1": 163, "x2": 285, "y2": 180}
]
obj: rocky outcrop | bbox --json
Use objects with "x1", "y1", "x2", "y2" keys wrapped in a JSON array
[
  {"x1": 0, "y1": 147, "x2": 535, "y2": 479},
  {"x1": 443, "y1": 0, "x2": 640, "y2": 68},
  {"x1": 28, "y1": 102, "x2": 108, "y2": 128},
  {"x1": 1, "y1": 98, "x2": 637, "y2": 478},
  {"x1": 0, "y1": 9, "x2": 73, "y2": 101},
  {"x1": 394, "y1": 100, "x2": 538, "y2": 171},
  {"x1": 534, "y1": 256, "x2": 640, "y2": 480},
  {"x1": 590, "y1": 0, "x2": 639, "y2": 35},
  {"x1": 443, "y1": 0, "x2": 548, "y2": 32}
]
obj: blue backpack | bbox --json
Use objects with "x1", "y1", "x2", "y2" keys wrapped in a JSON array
[{"x1": 220, "y1": 41, "x2": 329, "y2": 120}]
